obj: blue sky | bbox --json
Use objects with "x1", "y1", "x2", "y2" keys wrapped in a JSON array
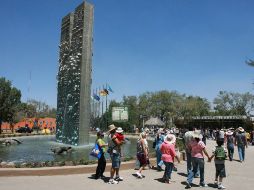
[{"x1": 0, "y1": 0, "x2": 254, "y2": 108}]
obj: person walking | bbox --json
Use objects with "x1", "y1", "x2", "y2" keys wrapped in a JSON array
[
  {"x1": 225, "y1": 130, "x2": 234, "y2": 161},
  {"x1": 94, "y1": 131, "x2": 107, "y2": 179},
  {"x1": 186, "y1": 130, "x2": 211, "y2": 188},
  {"x1": 160, "y1": 134, "x2": 180, "y2": 184},
  {"x1": 209, "y1": 140, "x2": 227, "y2": 189},
  {"x1": 184, "y1": 126, "x2": 195, "y2": 175},
  {"x1": 136, "y1": 132, "x2": 148, "y2": 178},
  {"x1": 235, "y1": 127, "x2": 248, "y2": 162},
  {"x1": 107, "y1": 124, "x2": 125, "y2": 184},
  {"x1": 154, "y1": 128, "x2": 165, "y2": 171}
]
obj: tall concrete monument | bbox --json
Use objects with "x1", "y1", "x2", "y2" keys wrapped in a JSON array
[{"x1": 56, "y1": 1, "x2": 94, "y2": 145}]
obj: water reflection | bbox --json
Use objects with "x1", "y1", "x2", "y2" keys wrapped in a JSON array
[{"x1": 0, "y1": 135, "x2": 153, "y2": 163}]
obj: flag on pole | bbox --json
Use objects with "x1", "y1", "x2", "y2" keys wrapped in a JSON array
[
  {"x1": 99, "y1": 89, "x2": 107, "y2": 96},
  {"x1": 93, "y1": 93, "x2": 100, "y2": 101},
  {"x1": 104, "y1": 89, "x2": 109, "y2": 95},
  {"x1": 107, "y1": 85, "x2": 114, "y2": 93}
]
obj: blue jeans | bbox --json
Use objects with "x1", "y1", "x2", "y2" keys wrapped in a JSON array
[
  {"x1": 237, "y1": 145, "x2": 245, "y2": 161},
  {"x1": 227, "y1": 143, "x2": 234, "y2": 161},
  {"x1": 163, "y1": 161, "x2": 174, "y2": 181},
  {"x1": 186, "y1": 151, "x2": 192, "y2": 175},
  {"x1": 156, "y1": 147, "x2": 164, "y2": 167},
  {"x1": 186, "y1": 151, "x2": 200, "y2": 176},
  {"x1": 187, "y1": 157, "x2": 205, "y2": 185}
]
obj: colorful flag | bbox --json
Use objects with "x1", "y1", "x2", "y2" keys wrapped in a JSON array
[
  {"x1": 107, "y1": 85, "x2": 114, "y2": 93},
  {"x1": 99, "y1": 89, "x2": 108, "y2": 96},
  {"x1": 103, "y1": 89, "x2": 109, "y2": 95},
  {"x1": 93, "y1": 93, "x2": 100, "y2": 101}
]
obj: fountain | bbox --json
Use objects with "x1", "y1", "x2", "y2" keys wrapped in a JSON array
[
  {"x1": 56, "y1": 1, "x2": 94, "y2": 146},
  {"x1": 0, "y1": 2, "x2": 154, "y2": 166}
]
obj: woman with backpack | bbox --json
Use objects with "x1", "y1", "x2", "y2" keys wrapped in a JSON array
[{"x1": 225, "y1": 130, "x2": 234, "y2": 161}]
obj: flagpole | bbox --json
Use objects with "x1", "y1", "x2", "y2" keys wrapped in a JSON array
[
  {"x1": 105, "y1": 83, "x2": 108, "y2": 128},
  {"x1": 93, "y1": 89, "x2": 95, "y2": 118}
]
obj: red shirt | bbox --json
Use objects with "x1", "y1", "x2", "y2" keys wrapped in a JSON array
[
  {"x1": 160, "y1": 141, "x2": 176, "y2": 163},
  {"x1": 115, "y1": 133, "x2": 125, "y2": 141}
]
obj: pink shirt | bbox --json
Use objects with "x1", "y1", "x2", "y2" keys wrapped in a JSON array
[
  {"x1": 189, "y1": 140, "x2": 206, "y2": 158},
  {"x1": 160, "y1": 141, "x2": 176, "y2": 163}
]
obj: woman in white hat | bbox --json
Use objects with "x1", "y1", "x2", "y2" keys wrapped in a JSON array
[
  {"x1": 186, "y1": 130, "x2": 211, "y2": 188},
  {"x1": 225, "y1": 130, "x2": 234, "y2": 161},
  {"x1": 160, "y1": 134, "x2": 180, "y2": 184}
]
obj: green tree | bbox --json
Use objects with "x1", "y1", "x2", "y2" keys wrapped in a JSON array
[
  {"x1": 0, "y1": 77, "x2": 21, "y2": 133},
  {"x1": 213, "y1": 91, "x2": 254, "y2": 116}
]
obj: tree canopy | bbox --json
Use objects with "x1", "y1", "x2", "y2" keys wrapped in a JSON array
[{"x1": 0, "y1": 77, "x2": 21, "y2": 133}]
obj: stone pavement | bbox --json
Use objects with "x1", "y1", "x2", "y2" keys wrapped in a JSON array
[{"x1": 0, "y1": 140, "x2": 253, "y2": 190}]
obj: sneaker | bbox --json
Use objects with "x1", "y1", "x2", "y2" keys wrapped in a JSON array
[
  {"x1": 115, "y1": 176, "x2": 123, "y2": 181},
  {"x1": 136, "y1": 172, "x2": 143, "y2": 178},
  {"x1": 186, "y1": 182, "x2": 192, "y2": 189},
  {"x1": 200, "y1": 183, "x2": 208, "y2": 187},
  {"x1": 218, "y1": 185, "x2": 226, "y2": 189},
  {"x1": 108, "y1": 179, "x2": 119, "y2": 184},
  {"x1": 214, "y1": 181, "x2": 218, "y2": 187}
]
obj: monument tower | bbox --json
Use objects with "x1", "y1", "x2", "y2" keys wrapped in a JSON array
[{"x1": 56, "y1": 1, "x2": 94, "y2": 145}]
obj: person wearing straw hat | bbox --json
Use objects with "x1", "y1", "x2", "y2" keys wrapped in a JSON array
[
  {"x1": 235, "y1": 127, "x2": 248, "y2": 162},
  {"x1": 107, "y1": 124, "x2": 125, "y2": 184},
  {"x1": 225, "y1": 129, "x2": 234, "y2": 161},
  {"x1": 186, "y1": 130, "x2": 211, "y2": 188},
  {"x1": 160, "y1": 133, "x2": 180, "y2": 184}
]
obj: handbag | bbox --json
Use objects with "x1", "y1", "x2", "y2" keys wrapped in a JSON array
[{"x1": 90, "y1": 143, "x2": 102, "y2": 159}]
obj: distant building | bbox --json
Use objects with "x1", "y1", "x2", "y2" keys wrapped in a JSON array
[{"x1": 56, "y1": 2, "x2": 94, "y2": 145}]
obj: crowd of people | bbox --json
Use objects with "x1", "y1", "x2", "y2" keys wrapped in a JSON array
[
  {"x1": 183, "y1": 126, "x2": 249, "y2": 189},
  {"x1": 92, "y1": 124, "x2": 250, "y2": 189}
]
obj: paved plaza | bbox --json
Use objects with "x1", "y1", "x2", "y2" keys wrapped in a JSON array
[{"x1": 0, "y1": 140, "x2": 253, "y2": 190}]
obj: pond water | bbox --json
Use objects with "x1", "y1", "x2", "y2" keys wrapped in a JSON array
[{"x1": 0, "y1": 135, "x2": 154, "y2": 163}]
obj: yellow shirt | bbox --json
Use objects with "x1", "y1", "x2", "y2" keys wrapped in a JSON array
[
  {"x1": 97, "y1": 139, "x2": 106, "y2": 153},
  {"x1": 246, "y1": 132, "x2": 250, "y2": 140}
]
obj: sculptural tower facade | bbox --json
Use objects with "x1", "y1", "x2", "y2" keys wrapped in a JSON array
[{"x1": 56, "y1": 2, "x2": 94, "y2": 145}]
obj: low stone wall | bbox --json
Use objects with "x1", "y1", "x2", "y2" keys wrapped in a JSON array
[
  {"x1": 0, "y1": 152, "x2": 185, "y2": 177},
  {"x1": 0, "y1": 133, "x2": 52, "y2": 139}
]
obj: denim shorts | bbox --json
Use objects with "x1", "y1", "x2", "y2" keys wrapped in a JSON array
[
  {"x1": 111, "y1": 153, "x2": 121, "y2": 168},
  {"x1": 215, "y1": 164, "x2": 226, "y2": 178}
]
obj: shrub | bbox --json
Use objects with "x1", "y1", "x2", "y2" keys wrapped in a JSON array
[{"x1": 14, "y1": 163, "x2": 21, "y2": 168}]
